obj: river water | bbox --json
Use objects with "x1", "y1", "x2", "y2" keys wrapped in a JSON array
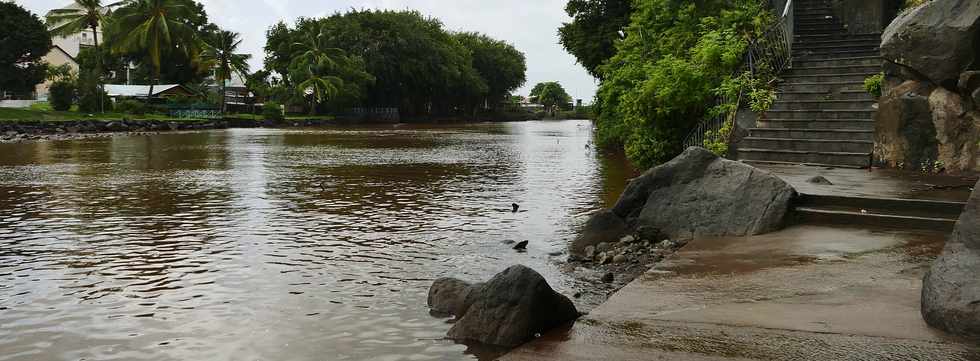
[{"x1": 0, "y1": 120, "x2": 633, "y2": 361}]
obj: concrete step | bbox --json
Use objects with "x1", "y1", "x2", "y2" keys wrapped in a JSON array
[
  {"x1": 796, "y1": 194, "x2": 966, "y2": 220},
  {"x1": 796, "y1": 15, "x2": 837, "y2": 22},
  {"x1": 757, "y1": 118, "x2": 874, "y2": 130},
  {"x1": 771, "y1": 100, "x2": 875, "y2": 111},
  {"x1": 742, "y1": 137, "x2": 873, "y2": 153},
  {"x1": 776, "y1": 89, "x2": 873, "y2": 102},
  {"x1": 782, "y1": 73, "x2": 877, "y2": 84},
  {"x1": 778, "y1": 81, "x2": 865, "y2": 93},
  {"x1": 796, "y1": 25, "x2": 846, "y2": 34},
  {"x1": 793, "y1": 49, "x2": 881, "y2": 60},
  {"x1": 795, "y1": 33, "x2": 882, "y2": 42},
  {"x1": 748, "y1": 128, "x2": 872, "y2": 141},
  {"x1": 784, "y1": 64, "x2": 881, "y2": 76},
  {"x1": 794, "y1": 38, "x2": 881, "y2": 48},
  {"x1": 793, "y1": 43, "x2": 880, "y2": 53},
  {"x1": 765, "y1": 109, "x2": 874, "y2": 120},
  {"x1": 792, "y1": 56, "x2": 882, "y2": 69},
  {"x1": 794, "y1": 207, "x2": 957, "y2": 232},
  {"x1": 738, "y1": 148, "x2": 871, "y2": 168}
]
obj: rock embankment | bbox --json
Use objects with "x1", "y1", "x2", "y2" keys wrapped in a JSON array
[
  {"x1": 922, "y1": 179, "x2": 980, "y2": 337},
  {"x1": 876, "y1": 0, "x2": 980, "y2": 173},
  {"x1": 0, "y1": 118, "x2": 338, "y2": 142},
  {"x1": 570, "y1": 147, "x2": 796, "y2": 259},
  {"x1": 428, "y1": 265, "x2": 579, "y2": 348}
]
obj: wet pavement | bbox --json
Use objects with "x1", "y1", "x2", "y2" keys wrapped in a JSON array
[
  {"x1": 503, "y1": 225, "x2": 980, "y2": 360},
  {"x1": 756, "y1": 163, "x2": 977, "y2": 201}
]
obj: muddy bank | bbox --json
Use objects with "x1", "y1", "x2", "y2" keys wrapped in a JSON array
[{"x1": 0, "y1": 118, "x2": 338, "y2": 142}]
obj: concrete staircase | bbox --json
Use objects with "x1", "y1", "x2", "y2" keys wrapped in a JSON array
[
  {"x1": 739, "y1": 0, "x2": 881, "y2": 169},
  {"x1": 793, "y1": 194, "x2": 965, "y2": 232}
]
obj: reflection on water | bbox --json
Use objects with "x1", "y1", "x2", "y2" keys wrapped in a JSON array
[{"x1": 0, "y1": 120, "x2": 633, "y2": 361}]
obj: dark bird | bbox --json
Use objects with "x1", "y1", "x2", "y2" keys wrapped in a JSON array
[
  {"x1": 513, "y1": 240, "x2": 529, "y2": 250},
  {"x1": 512, "y1": 203, "x2": 520, "y2": 213}
]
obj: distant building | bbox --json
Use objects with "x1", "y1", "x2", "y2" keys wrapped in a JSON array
[
  {"x1": 104, "y1": 84, "x2": 194, "y2": 99},
  {"x1": 35, "y1": 3, "x2": 107, "y2": 100}
]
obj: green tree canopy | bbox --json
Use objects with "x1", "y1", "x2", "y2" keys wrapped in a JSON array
[
  {"x1": 530, "y1": 81, "x2": 573, "y2": 113},
  {"x1": 202, "y1": 30, "x2": 251, "y2": 112},
  {"x1": 263, "y1": 10, "x2": 526, "y2": 117},
  {"x1": 0, "y1": 2, "x2": 52, "y2": 95},
  {"x1": 591, "y1": 0, "x2": 770, "y2": 168},
  {"x1": 558, "y1": 0, "x2": 633, "y2": 79}
]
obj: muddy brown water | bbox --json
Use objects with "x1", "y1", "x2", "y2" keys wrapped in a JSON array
[{"x1": 0, "y1": 120, "x2": 634, "y2": 361}]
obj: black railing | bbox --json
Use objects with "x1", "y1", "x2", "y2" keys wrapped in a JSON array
[{"x1": 682, "y1": 0, "x2": 795, "y2": 153}]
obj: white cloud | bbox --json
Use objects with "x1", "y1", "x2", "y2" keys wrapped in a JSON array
[{"x1": 16, "y1": 0, "x2": 597, "y2": 100}]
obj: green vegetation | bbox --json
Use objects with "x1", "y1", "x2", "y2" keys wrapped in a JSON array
[
  {"x1": 0, "y1": 102, "x2": 179, "y2": 121},
  {"x1": 201, "y1": 30, "x2": 251, "y2": 113},
  {"x1": 864, "y1": 73, "x2": 884, "y2": 98},
  {"x1": 568, "y1": 0, "x2": 771, "y2": 168},
  {"x1": 262, "y1": 102, "x2": 284, "y2": 122},
  {"x1": 49, "y1": 82, "x2": 75, "y2": 111},
  {"x1": 530, "y1": 82, "x2": 573, "y2": 115},
  {"x1": 263, "y1": 10, "x2": 527, "y2": 117},
  {"x1": 558, "y1": 0, "x2": 633, "y2": 79},
  {"x1": 0, "y1": 2, "x2": 51, "y2": 96}
]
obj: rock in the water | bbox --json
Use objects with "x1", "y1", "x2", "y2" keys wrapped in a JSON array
[
  {"x1": 880, "y1": 0, "x2": 980, "y2": 86},
  {"x1": 596, "y1": 242, "x2": 611, "y2": 253},
  {"x1": 619, "y1": 235, "x2": 635, "y2": 243},
  {"x1": 601, "y1": 272, "x2": 614, "y2": 283},
  {"x1": 807, "y1": 176, "x2": 834, "y2": 185},
  {"x1": 512, "y1": 203, "x2": 520, "y2": 213},
  {"x1": 428, "y1": 278, "x2": 482, "y2": 316},
  {"x1": 570, "y1": 209, "x2": 628, "y2": 258},
  {"x1": 584, "y1": 245, "x2": 596, "y2": 260},
  {"x1": 513, "y1": 240, "x2": 528, "y2": 250},
  {"x1": 607, "y1": 147, "x2": 795, "y2": 240},
  {"x1": 446, "y1": 265, "x2": 578, "y2": 347},
  {"x1": 922, "y1": 179, "x2": 980, "y2": 337},
  {"x1": 612, "y1": 254, "x2": 627, "y2": 264}
]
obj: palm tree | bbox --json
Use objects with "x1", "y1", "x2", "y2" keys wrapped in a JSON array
[
  {"x1": 46, "y1": 0, "x2": 125, "y2": 113},
  {"x1": 111, "y1": 0, "x2": 198, "y2": 104},
  {"x1": 202, "y1": 30, "x2": 251, "y2": 114},
  {"x1": 291, "y1": 26, "x2": 346, "y2": 115}
]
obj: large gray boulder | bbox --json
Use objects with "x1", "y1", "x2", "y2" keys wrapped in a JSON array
[
  {"x1": 571, "y1": 147, "x2": 795, "y2": 258},
  {"x1": 433, "y1": 265, "x2": 578, "y2": 347},
  {"x1": 922, "y1": 179, "x2": 980, "y2": 336},
  {"x1": 880, "y1": 0, "x2": 980, "y2": 87}
]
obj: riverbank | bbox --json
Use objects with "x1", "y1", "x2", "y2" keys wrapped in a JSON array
[{"x1": 0, "y1": 118, "x2": 339, "y2": 143}]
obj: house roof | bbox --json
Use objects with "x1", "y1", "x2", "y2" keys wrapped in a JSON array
[{"x1": 104, "y1": 84, "x2": 188, "y2": 97}]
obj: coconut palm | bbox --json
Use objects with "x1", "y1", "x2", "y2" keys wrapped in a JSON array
[
  {"x1": 291, "y1": 26, "x2": 346, "y2": 115},
  {"x1": 202, "y1": 30, "x2": 251, "y2": 113},
  {"x1": 46, "y1": 0, "x2": 125, "y2": 112},
  {"x1": 111, "y1": 0, "x2": 199, "y2": 103}
]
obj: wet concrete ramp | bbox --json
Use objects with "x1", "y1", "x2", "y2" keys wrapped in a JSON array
[{"x1": 503, "y1": 225, "x2": 980, "y2": 360}]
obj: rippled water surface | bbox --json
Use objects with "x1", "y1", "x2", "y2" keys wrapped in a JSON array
[{"x1": 0, "y1": 120, "x2": 633, "y2": 360}]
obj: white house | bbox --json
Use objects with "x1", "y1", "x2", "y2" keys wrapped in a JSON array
[{"x1": 34, "y1": 3, "x2": 106, "y2": 100}]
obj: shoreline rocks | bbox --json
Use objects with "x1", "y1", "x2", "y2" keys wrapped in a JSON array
[
  {"x1": 570, "y1": 147, "x2": 796, "y2": 259},
  {"x1": 922, "y1": 179, "x2": 980, "y2": 337},
  {"x1": 428, "y1": 265, "x2": 579, "y2": 348}
]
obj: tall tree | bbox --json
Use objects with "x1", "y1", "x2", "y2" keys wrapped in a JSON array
[
  {"x1": 46, "y1": 0, "x2": 124, "y2": 112},
  {"x1": 0, "y1": 2, "x2": 52, "y2": 97},
  {"x1": 454, "y1": 32, "x2": 527, "y2": 112},
  {"x1": 111, "y1": 0, "x2": 199, "y2": 102},
  {"x1": 202, "y1": 30, "x2": 251, "y2": 113},
  {"x1": 558, "y1": 0, "x2": 633, "y2": 79},
  {"x1": 530, "y1": 82, "x2": 572, "y2": 115}
]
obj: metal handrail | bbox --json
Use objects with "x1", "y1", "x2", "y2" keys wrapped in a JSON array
[{"x1": 682, "y1": 0, "x2": 794, "y2": 154}]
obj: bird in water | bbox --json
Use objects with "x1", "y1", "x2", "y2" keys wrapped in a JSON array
[{"x1": 512, "y1": 203, "x2": 520, "y2": 213}]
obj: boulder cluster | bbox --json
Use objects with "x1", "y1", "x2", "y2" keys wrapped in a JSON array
[
  {"x1": 427, "y1": 265, "x2": 579, "y2": 348},
  {"x1": 876, "y1": 0, "x2": 980, "y2": 173},
  {"x1": 580, "y1": 231, "x2": 684, "y2": 268}
]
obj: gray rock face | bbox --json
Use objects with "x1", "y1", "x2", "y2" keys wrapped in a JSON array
[
  {"x1": 427, "y1": 278, "x2": 481, "y2": 316},
  {"x1": 874, "y1": 80, "x2": 940, "y2": 169},
  {"x1": 922, "y1": 179, "x2": 980, "y2": 337},
  {"x1": 444, "y1": 265, "x2": 578, "y2": 347},
  {"x1": 880, "y1": 0, "x2": 980, "y2": 87},
  {"x1": 610, "y1": 147, "x2": 795, "y2": 240},
  {"x1": 569, "y1": 209, "x2": 627, "y2": 258}
]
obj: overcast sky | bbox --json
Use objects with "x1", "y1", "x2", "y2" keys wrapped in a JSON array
[{"x1": 17, "y1": 0, "x2": 599, "y2": 101}]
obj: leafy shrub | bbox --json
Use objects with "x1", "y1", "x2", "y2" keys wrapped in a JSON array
[
  {"x1": 115, "y1": 99, "x2": 146, "y2": 115},
  {"x1": 77, "y1": 86, "x2": 112, "y2": 113},
  {"x1": 903, "y1": 0, "x2": 927, "y2": 9},
  {"x1": 263, "y1": 101, "x2": 284, "y2": 121},
  {"x1": 48, "y1": 81, "x2": 75, "y2": 111},
  {"x1": 864, "y1": 73, "x2": 883, "y2": 98}
]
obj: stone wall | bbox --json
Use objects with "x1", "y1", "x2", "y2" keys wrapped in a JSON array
[{"x1": 874, "y1": 0, "x2": 980, "y2": 174}]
